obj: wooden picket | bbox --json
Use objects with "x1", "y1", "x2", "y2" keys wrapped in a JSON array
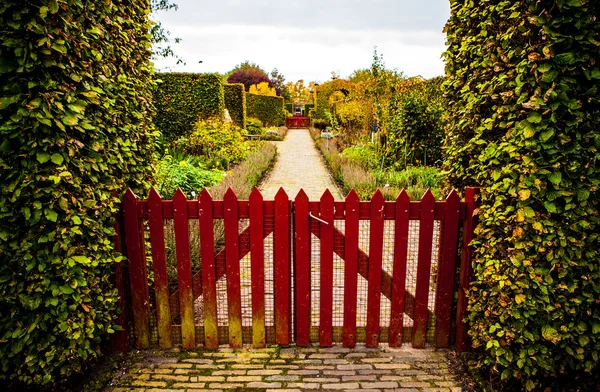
[{"x1": 115, "y1": 186, "x2": 479, "y2": 351}]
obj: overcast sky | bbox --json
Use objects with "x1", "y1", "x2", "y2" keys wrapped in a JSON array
[{"x1": 152, "y1": 0, "x2": 450, "y2": 83}]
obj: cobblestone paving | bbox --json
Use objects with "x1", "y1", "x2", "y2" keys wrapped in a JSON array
[
  {"x1": 260, "y1": 128, "x2": 343, "y2": 200},
  {"x1": 107, "y1": 345, "x2": 462, "y2": 392}
]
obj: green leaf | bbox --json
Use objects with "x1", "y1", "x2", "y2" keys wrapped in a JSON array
[
  {"x1": 36, "y1": 152, "x2": 50, "y2": 163},
  {"x1": 44, "y1": 209, "x2": 58, "y2": 222},
  {"x1": 579, "y1": 335, "x2": 590, "y2": 347},
  {"x1": 577, "y1": 189, "x2": 590, "y2": 201},
  {"x1": 528, "y1": 112, "x2": 542, "y2": 124},
  {"x1": 544, "y1": 201, "x2": 557, "y2": 213},
  {"x1": 51, "y1": 153, "x2": 64, "y2": 165},
  {"x1": 59, "y1": 285, "x2": 73, "y2": 295},
  {"x1": 524, "y1": 207, "x2": 535, "y2": 218},
  {"x1": 71, "y1": 256, "x2": 90, "y2": 264},
  {"x1": 62, "y1": 114, "x2": 79, "y2": 126},
  {"x1": 540, "y1": 129, "x2": 554, "y2": 142},
  {"x1": 548, "y1": 172, "x2": 562, "y2": 185}
]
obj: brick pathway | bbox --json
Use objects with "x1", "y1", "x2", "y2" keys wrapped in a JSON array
[
  {"x1": 260, "y1": 128, "x2": 343, "y2": 200},
  {"x1": 107, "y1": 345, "x2": 462, "y2": 391}
]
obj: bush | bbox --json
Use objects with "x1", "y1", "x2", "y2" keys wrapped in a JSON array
[
  {"x1": 246, "y1": 117, "x2": 264, "y2": 135},
  {"x1": 312, "y1": 79, "x2": 354, "y2": 120},
  {"x1": 313, "y1": 119, "x2": 328, "y2": 130},
  {"x1": 444, "y1": 1, "x2": 600, "y2": 390},
  {"x1": 341, "y1": 144, "x2": 380, "y2": 170},
  {"x1": 0, "y1": 0, "x2": 155, "y2": 387},
  {"x1": 246, "y1": 93, "x2": 285, "y2": 126},
  {"x1": 154, "y1": 73, "x2": 225, "y2": 142},
  {"x1": 155, "y1": 154, "x2": 224, "y2": 199},
  {"x1": 224, "y1": 83, "x2": 246, "y2": 129},
  {"x1": 171, "y1": 119, "x2": 248, "y2": 170}
]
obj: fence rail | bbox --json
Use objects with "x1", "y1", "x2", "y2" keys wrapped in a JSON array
[{"x1": 111, "y1": 187, "x2": 479, "y2": 352}]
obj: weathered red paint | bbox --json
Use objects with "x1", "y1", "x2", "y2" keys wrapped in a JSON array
[
  {"x1": 122, "y1": 189, "x2": 149, "y2": 348},
  {"x1": 412, "y1": 189, "x2": 435, "y2": 348},
  {"x1": 366, "y1": 190, "x2": 385, "y2": 347},
  {"x1": 173, "y1": 189, "x2": 196, "y2": 349},
  {"x1": 148, "y1": 188, "x2": 173, "y2": 348},
  {"x1": 343, "y1": 190, "x2": 359, "y2": 347},
  {"x1": 285, "y1": 116, "x2": 311, "y2": 128},
  {"x1": 224, "y1": 188, "x2": 243, "y2": 348},
  {"x1": 319, "y1": 190, "x2": 334, "y2": 347},
  {"x1": 249, "y1": 188, "x2": 266, "y2": 348},
  {"x1": 294, "y1": 189, "x2": 311, "y2": 346},
  {"x1": 199, "y1": 189, "x2": 219, "y2": 349},
  {"x1": 389, "y1": 190, "x2": 410, "y2": 347},
  {"x1": 274, "y1": 188, "x2": 290, "y2": 345}
]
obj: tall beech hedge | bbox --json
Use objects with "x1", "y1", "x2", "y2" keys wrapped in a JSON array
[
  {"x1": 224, "y1": 83, "x2": 246, "y2": 129},
  {"x1": 154, "y1": 72, "x2": 225, "y2": 141},
  {"x1": 246, "y1": 93, "x2": 285, "y2": 126},
  {"x1": 444, "y1": 1, "x2": 600, "y2": 389},
  {"x1": 0, "y1": 0, "x2": 155, "y2": 387},
  {"x1": 312, "y1": 79, "x2": 354, "y2": 120}
]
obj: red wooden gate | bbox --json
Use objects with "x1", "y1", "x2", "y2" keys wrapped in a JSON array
[
  {"x1": 286, "y1": 116, "x2": 311, "y2": 128},
  {"x1": 112, "y1": 187, "x2": 479, "y2": 351}
]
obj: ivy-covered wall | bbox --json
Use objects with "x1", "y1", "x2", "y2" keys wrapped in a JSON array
[
  {"x1": 154, "y1": 73, "x2": 225, "y2": 141},
  {"x1": 0, "y1": 0, "x2": 155, "y2": 387},
  {"x1": 444, "y1": 1, "x2": 600, "y2": 390},
  {"x1": 224, "y1": 83, "x2": 246, "y2": 129},
  {"x1": 246, "y1": 93, "x2": 285, "y2": 126}
]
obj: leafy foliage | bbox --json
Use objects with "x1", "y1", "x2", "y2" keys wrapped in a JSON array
[
  {"x1": 0, "y1": 0, "x2": 155, "y2": 386},
  {"x1": 385, "y1": 77, "x2": 445, "y2": 168},
  {"x1": 443, "y1": 1, "x2": 600, "y2": 389},
  {"x1": 171, "y1": 119, "x2": 248, "y2": 169},
  {"x1": 227, "y1": 67, "x2": 272, "y2": 92},
  {"x1": 249, "y1": 82, "x2": 277, "y2": 97},
  {"x1": 312, "y1": 79, "x2": 354, "y2": 121},
  {"x1": 155, "y1": 154, "x2": 224, "y2": 199},
  {"x1": 246, "y1": 93, "x2": 285, "y2": 127},
  {"x1": 154, "y1": 73, "x2": 225, "y2": 141},
  {"x1": 224, "y1": 83, "x2": 246, "y2": 129},
  {"x1": 246, "y1": 117, "x2": 264, "y2": 135}
]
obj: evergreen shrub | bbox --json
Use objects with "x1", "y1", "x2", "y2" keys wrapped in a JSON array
[
  {"x1": 246, "y1": 93, "x2": 285, "y2": 126},
  {"x1": 224, "y1": 83, "x2": 246, "y2": 129}
]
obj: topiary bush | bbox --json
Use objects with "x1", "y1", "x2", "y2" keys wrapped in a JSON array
[
  {"x1": 246, "y1": 93, "x2": 285, "y2": 126},
  {"x1": 0, "y1": 0, "x2": 156, "y2": 387},
  {"x1": 154, "y1": 72, "x2": 225, "y2": 141},
  {"x1": 224, "y1": 83, "x2": 246, "y2": 129},
  {"x1": 444, "y1": 1, "x2": 600, "y2": 390}
]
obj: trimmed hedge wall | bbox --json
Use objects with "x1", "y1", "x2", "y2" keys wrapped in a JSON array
[
  {"x1": 0, "y1": 0, "x2": 155, "y2": 387},
  {"x1": 246, "y1": 93, "x2": 285, "y2": 126},
  {"x1": 224, "y1": 83, "x2": 246, "y2": 129},
  {"x1": 304, "y1": 103, "x2": 315, "y2": 115},
  {"x1": 285, "y1": 103, "x2": 293, "y2": 114},
  {"x1": 444, "y1": 1, "x2": 600, "y2": 390},
  {"x1": 154, "y1": 73, "x2": 225, "y2": 141}
]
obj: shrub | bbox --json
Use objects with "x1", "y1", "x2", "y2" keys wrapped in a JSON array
[
  {"x1": 0, "y1": 0, "x2": 155, "y2": 387},
  {"x1": 224, "y1": 83, "x2": 246, "y2": 129},
  {"x1": 227, "y1": 69, "x2": 272, "y2": 92},
  {"x1": 444, "y1": 1, "x2": 600, "y2": 389},
  {"x1": 155, "y1": 154, "x2": 224, "y2": 199},
  {"x1": 246, "y1": 93, "x2": 285, "y2": 126},
  {"x1": 154, "y1": 73, "x2": 225, "y2": 142},
  {"x1": 341, "y1": 144, "x2": 380, "y2": 170},
  {"x1": 246, "y1": 117, "x2": 264, "y2": 135},
  {"x1": 312, "y1": 79, "x2": 354, "y2": 120},
  {"x1": 313, "y1": 119, "x2": 328, "y2": 130},
  {"x1": 249, "y1": 82, "x2": 277, "y2": 96},
  {"x1": 171, "y1": 119, "x2": 248, "y2": 170}
]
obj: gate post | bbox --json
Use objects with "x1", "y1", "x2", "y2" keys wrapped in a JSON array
[
  {"x1": 110, "y1": 206, "x2": 129, "y2": 353},
  {"x1": 455, "y1": 187, "x2": 481, "y2": 353}
]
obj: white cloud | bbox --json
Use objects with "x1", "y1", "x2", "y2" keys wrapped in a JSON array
[{"x1": 152, "y1": 24, "x2": 447, "y2": 82}]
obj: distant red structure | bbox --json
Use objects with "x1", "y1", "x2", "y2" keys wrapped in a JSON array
[{"x1": 286, "y1": 114, "x2": 311, "y2": 128}]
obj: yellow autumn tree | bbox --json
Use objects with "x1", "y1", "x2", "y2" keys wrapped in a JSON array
[{"x1": 249, "y1": 82, "x2": 276, "y2": 96}]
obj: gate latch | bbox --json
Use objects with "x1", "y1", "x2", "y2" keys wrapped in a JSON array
[{"x1": 309, "y1": 212, "x2": 329, "y2": 225}]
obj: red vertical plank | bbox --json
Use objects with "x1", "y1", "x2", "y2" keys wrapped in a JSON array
[
  {"x1": 224, "y1": 188, "x2": 243, "y2": 348},
  {"x1": 343, "y1": 190, "x2": 359, "y2": 347},
  {"x1": 111, "y1": 212, "x2": 129, "y2": 353},
  {"x1": 199, "y1": 189, "x2": 218, "y2": 349},
  {"x1": 389, "y1": 190, "x2": 410, "y2": 347},
  {"x1": 148, "y1": 188, "x2": 173, "y2": 348},
  {"x1": 274, "y1": 188, "x2": 290, "y2": 345},
  {"x1": 456, "y1": 187, "x2": 480, "y2": 353},
  {"x1": 173, "y1": 188, "x2": 196, "y2": 349},
  {"x1": 366, "y1": 190, "x2": 385, "y2": 347},
  {"x1": 434, "y1": 190, "x2": 461, "y2": 348},
  {"x1": 412, "y1": 189, "x2": 436, "y2": 348},
  {"x1": 319, "y1": 190, "x2": 335, "y2": 347},
  {"x1": 122, "y1": 189, "x2": 149, "y2": 348},
  {"x1": 250, "y1": 188, "x2": 266, "y2": 348},
  {"x1": 294, "y1": 189, "x2": 311, "y2": 346}
]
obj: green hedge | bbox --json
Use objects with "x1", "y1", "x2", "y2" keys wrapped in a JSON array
[
  {"x1": 304, "y1": 103, "x2": 314, "y2": 115},
  {"x1": 444, "y1": 1, "x2": 600, "y2": 390},
  {"x1": 224, "y1": 83, "x2": 246, "y2": 129},
  {"x1": 246, "y1": 93, "x2": 285, "y2": 126},
  {"x1": 0, "y1": 0, "x2": 155, "y2": 387},
  {"x1": 154, "y1": 73, "x2": 224, "y2": 141},
  {"x1": 285, "y1": 103, "x2": 293, "y2": 114}
]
